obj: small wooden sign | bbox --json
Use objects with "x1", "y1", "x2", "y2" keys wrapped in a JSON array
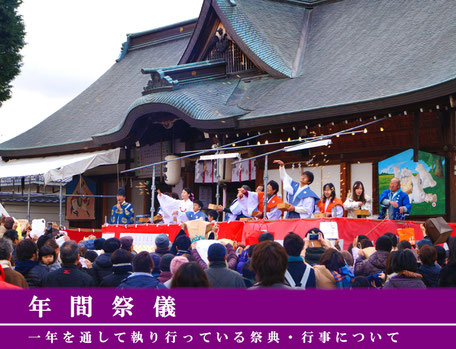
[
  {"x1": 354, "y1": 209, "x2": 370, "y2": 216},
  {"x1": 277, "y1": 203, "x2": 291, "y2": 211}
]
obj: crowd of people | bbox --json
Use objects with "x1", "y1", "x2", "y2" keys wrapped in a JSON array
[{"x1": 0, "y1": 216, "x2": 455, "y2": 289}]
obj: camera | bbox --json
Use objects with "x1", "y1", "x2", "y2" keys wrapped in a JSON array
[{"x1": 309, "y1": 233, "x2": 319, "y2": 240}]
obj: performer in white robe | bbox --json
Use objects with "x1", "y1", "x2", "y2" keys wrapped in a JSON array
[
  {"x1": 237, "y1": 180, "x2": 283, "y2": 220},
  {"x1": 217, "y1": 185, "x2": 252, "y2": 221},
  {"x1": 157, "y1": 188, "x2": 194, "y2": 224},
  {"x1": 343, "y1": 181, "x2": 372, "y2": 218},
  {"x1": 274, "y1": 160, "x2": 320, "y2": 219}
]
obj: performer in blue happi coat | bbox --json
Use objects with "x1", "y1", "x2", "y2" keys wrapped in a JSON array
[
  {"x1": 274, "y1": 160, "x2": 320, "y2": 219},
  {"x1": 109, "y1": 188, "x2": 135, "y2": 224},
  {"x1": 185, "y1": 200, "x2": 208, "y2": 221},
  {"x1": 378, "y1": 177, "x2": 411, "y2": 220}
]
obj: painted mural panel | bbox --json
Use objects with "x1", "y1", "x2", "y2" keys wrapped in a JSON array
[
  {"x1": 65, "y1": 176, "x2": 96, "y2": 220},
  {"x1": 378, "y1": 149, "x2": 445, "y2": 215}
]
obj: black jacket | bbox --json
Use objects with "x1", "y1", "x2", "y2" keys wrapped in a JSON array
[
  {"x1": 287, "y1": 260, "x2": 316, "y2": 288},
  {"x1": 100, "y1": 263, "x2": 132, "y2": 287},
  {"x1": 15, "y1": 260, "x2": 48, "y2": 288},
  {"x1": 92, "y1": 253, "x2": 113, "y2": 285},
  {"x1": 44, "y1": 264, "x2": 96, "y2": 287}
]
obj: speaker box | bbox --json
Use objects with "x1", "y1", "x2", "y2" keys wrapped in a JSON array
[{"x1": 424, "y1": 217, "x2": 453, "y2": 245}]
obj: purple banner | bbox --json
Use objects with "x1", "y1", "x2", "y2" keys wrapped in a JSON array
[{"x1": 0, "y1": 289, "x2": 453, "y2": 348}]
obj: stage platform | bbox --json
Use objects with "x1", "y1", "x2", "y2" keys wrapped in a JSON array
[{"x1": 62, "y1": 218, "x2": 456, "y2": 251}]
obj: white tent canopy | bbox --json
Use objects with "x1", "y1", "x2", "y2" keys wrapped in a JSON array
[{"x1": 0, "y1": 148, "x2": 120, "y2": 185}]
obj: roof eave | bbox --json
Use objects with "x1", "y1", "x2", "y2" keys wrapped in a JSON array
[{"x1": 238, "y1": 77, "x2": 456, "y2": 128}]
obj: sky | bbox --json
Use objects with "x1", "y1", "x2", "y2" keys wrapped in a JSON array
[{"x1": 0, "y1": 0, "x2": 203, "y2": 143}]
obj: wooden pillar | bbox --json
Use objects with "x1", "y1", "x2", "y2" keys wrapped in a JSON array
[
  {"x1": 340, "y1": 162, "x2": 350, "y2": 201},
  {"x1": 125, "y1": 147, "x2": 132, "y2": 200},
  {"x1": 372, "y1": 162, "x2": 379, "y2": 215},
  {"x1": 447, "y1": 109, "x2": 456, "y2": 222},
  {"x1": 448, "y1": 152, "x2": 456, "y2": 222},
  {"x1": 102, "y1": 181, "x2": 109, "y2": 225}
]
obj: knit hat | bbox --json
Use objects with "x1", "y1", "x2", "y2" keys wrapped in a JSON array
[
  {"x1": 103, "y1": 238, "x2": 121, "y2": 253},
  {"x1": 119, "y1": 236, "x2": 133, "y2": 251},
  {"x1": 159, "y1": 254, "x2": 174, "y2": 272},
  {"x1": 376, "y1": 235, "x2": 393, "y2": 252},
  {"x1": 175, "y1": 235, "x2": 191, "y2": 251},
  {"x1": 155, "y1": 234, "x2": 170, "y2": 250},
  {"x1": 170, "y1": 256, "x2": 188, "y2": 274},
  {"x1": 94, "y1": 238, "x2": 105, "y2": 250},
  {"x1": 207, "y1": 243, "x2": 226, "y2": 262},
  {"x1": 117, "y1": 188, "x2": 126, "y2": 197},
  {"x1": 84, "y1": 250, "x2": 98, "y2": 263}
]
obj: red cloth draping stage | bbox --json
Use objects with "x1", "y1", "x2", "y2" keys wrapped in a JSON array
[
  {"x1": 88, "y1": 218, "x2": 456, "y2": 250},
  {"x1": 65, "y1": 229, "x2": 102, "y2": 242}
]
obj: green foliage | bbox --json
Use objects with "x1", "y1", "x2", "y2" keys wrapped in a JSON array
[{"x1": 0, "y1": 0, "x2": 25, "y2": 106}]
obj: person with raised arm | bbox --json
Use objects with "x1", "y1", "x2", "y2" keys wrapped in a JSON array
[
  {"x1": 274, "y1": 160, "x2": 319, "y2": 219},
  {"x1": 157, "y1": 188, "x2": 194, "y2": 224}
]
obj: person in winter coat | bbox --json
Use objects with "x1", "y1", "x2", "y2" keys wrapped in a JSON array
[
  {"x1": 164, "y1": 256, "x2": 189, "y2": 288},
  {"x1": 302, "y1": 228, "x2": 330, "y2": 266},
  {"x1": 354, "y1": 235, "x2": 392, "y2": 277},
  {"x1": 250, "y1": 241, "x2": 291, "y2": 289},
  {"x1": 417, "y1": 245, "x2": 440, "y2": 287},
  {"x1": 439, "y1": 236, "x2": 456, "y2": 287},
  {"x1": 118, "y1": 251, "x2": 166, "y2": 289},
  {"x1": 170, "y1": 262, "x2": 210, "y2": 288},
  {"x1": 204, "y1": 243, "x2": 245, "y2": 288},
  {"x1": 44, "y1": 241, "x2": 96, "y2": 287},
  {"x1": 14, "y1": 239, "x2": 48, "y2": 287},
  {"x1": 383, "y1": 249, "x2": 426, "y2": 288},
  {"x1": 157, "y1": 254, "x2": 174, "y2": 284},
  {"x1": 317, "y1": 248, "x2": 354, "y2": 289},
  {"x1": 0, "y1": 265, "x2": 22, "y2": 289},
  {"x1": 283, "y1": 232, "x2": 316, "y2": 289},
  {"x1": 153, "y1": 234, "x2": 170, "y2": 257},
  {"x1": 100, "y1": 249, "x2": 133, "y2": 287},
  {"x1": 92, "y1": 238, "x2": 121, "y2": 285},
  {"x1": 0, "y1": 238, "x2": 28, "y2": 288}
]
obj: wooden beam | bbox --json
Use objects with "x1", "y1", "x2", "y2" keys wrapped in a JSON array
[
  {"x1": 372, "y1": 162, "x2": 379, "y2": 215},
  {"x1": 448, "y1": 109, "x2": 456, "y2": 222},
  {"x1": 340, "y1": 162, "x2": 350, "y2": 203}
]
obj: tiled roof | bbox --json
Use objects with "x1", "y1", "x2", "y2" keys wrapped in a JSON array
[
  {"x1": 2, "y1": 0, "x2": 456, "y2": 156},
  {"x1": 0, "y1": 23, "x2": 194, "y2": 157}
]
